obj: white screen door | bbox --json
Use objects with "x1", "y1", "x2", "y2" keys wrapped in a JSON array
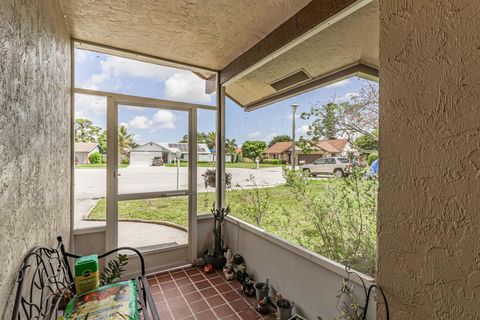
[{"x1": 106, "y1": 96, "x2": 197, "y2": 269}]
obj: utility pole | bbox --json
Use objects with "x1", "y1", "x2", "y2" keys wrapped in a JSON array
[{"x1": 291, "y1": 104, "x2": 298, "y2": 171}]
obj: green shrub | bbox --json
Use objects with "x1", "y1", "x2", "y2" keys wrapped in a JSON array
[
  {"x1": 367, "y1": 152, "x2": 378, "y2": 166},
  {"x1": 89, "y1": 152, "x2": 102, "y2": 164},
  {"x1": 121, "y1": 158, "x2": 129, "y2": 165},
  {"x1": 262, "y1": 159, "x2": 281, "y2": 165}
]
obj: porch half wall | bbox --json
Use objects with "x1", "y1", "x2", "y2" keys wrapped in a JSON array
[
  {"x1": 378, "y1": 1, "x2": 480, "y2": 319},
  {"x1": 0, "y1": 0, "x2": 71, "y2": 317}
]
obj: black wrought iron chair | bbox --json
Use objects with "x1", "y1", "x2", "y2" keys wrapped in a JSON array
[{"x1": 11, "y1": 236, "x2": 159, "y2": 320}]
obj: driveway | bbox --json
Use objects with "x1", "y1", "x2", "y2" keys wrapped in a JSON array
[{"x1": 74, "y1": 166, "x2": 285, "y2": 227}]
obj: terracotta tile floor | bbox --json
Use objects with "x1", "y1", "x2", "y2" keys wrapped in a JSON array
[{"x1": 148, "y1": 267, "x2": 277, "y2": 320}]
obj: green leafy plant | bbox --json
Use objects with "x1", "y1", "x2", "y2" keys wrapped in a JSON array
[
  {"x1": 89, "y1": 151, "x2": 102, "y2": 164},
  {"x1": 235, "y1": 174, "x2": 272, "y2": 226},
  {"x1": 101, "y1": 254, "x2": 129, "y2": 285},
  {"x1": 367, "y1": 152, "x2": 378, "y2": 166}
]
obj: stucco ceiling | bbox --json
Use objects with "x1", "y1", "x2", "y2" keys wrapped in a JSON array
[
  {"x1": 60, "y1": 0, "x2": 311, "y2": 71},
  {"x1": 226, "y1": 0, "x2": 379, "y2": 107}
]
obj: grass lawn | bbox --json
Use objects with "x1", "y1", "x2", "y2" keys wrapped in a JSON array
[
  {"x1": 75, "y1": 163, "x2": 129, "y2": 169},
  {"x1": 165, "y1": 162, "x2": 285, "y2": 169},
  {"x1": 87, "y1": 177, "x2": 376, "y2": 275},
  {"x1": 88, "y1": 180, "x2": 328, "y2": 228}
]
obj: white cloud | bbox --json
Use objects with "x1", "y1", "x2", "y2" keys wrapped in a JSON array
[
  {"x1": 340, "y1": 92, "x2": 359, "y2": 102},
  {"x1": 266, "y1": 132, "x2": 279, "y2": 141},
  {"x1": 75, "y1": 93, "x2": 107, "y2": 125},
  {"x1": 297, "y1": 125, "x2": 309, "y2": 136},
  {"x1": 248, "y1": 130, "x2": 262, "y2": 138},
  {"x1": 127, "y1": 110, "x2": 176, "y2": 130},
  {"x1": 164, "y1": 72, "x2": 212, "y2": 104},
  {"x1": 287, "y1": 113, "x2": 300, "y2": 120},
  {"x1": 77, "y1": 55, "x2": 213, "y2": 105},
  {"x1": 128, "y1": 116, "x2": 151, "y2": 129},
  {"x1": 152, "y1": 110, "x2": 176, "y2": 129},
  {"x1": 326, "y1": 79, "x2": 350, "y2": 88}
]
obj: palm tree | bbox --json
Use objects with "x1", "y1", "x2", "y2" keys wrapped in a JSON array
[{"x1": 118, "y1": 125, "x2": 134, "y2": 155}]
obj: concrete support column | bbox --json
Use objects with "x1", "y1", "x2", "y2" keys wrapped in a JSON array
[
  {"x1": 378, "y1": 1, "x2": 480, "y2": 319},
  {"x1": 215, "y1": 78, "x2": 226, "y2": 209}
]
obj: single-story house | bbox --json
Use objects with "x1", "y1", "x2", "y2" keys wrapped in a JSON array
[
  {"x1": 130, "y1": 142, "x2": 212, "y2": 166},
  {"x1": 74, "y1": 142, "x2": 100, "y2": 164},
  {"x1": 266, "y1": 139, "x2": 359, "y2": 165},
  {"x1": 264, "y1": 141, "x2": 302, "y2": 163}
]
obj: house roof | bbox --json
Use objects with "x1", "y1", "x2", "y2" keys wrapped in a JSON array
[
  {"x1": 265, "y1": 141, "x2": 301, "y2": 154},
  {"x1": 132, "y1": 142, "x2": 211, "y2": 154},
  {"x1": 266, "y1": 142, "x2": 293, "y2": 154},
  {"x1": 74, "y1": 142, "x2": 99, "y2": 153}
]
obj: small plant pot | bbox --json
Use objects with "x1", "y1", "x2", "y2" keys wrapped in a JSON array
[
  {"x1": 276, "y1": 298, "x2": 294, "y2": 320},
  {"x1": 254, "y1": 282, "x2": 269, "y2": 301}
]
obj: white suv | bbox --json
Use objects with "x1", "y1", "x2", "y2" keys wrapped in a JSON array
[{"x1": 300, "y1": 157, "x2": 352, "y2": 177}]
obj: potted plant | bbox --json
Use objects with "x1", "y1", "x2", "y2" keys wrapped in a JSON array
[
  {"x1": 204, "y1": 206, "x2": 230, "y2": 268},
  {"x1": 202, "y1": 169, "x2": 232, "y2": 188}
]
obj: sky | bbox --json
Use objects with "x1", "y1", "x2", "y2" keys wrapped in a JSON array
[{"x1": 74, "y1": 48, "x2": 372, "y2": 146}]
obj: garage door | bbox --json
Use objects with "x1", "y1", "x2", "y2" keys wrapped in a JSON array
[{"x1": 130, "y1": 151, "x2": 163, "y2": 166}]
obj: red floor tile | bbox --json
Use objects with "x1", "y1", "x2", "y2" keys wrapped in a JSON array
[
  {"x1": 216, "y1": 282, "x2": 232, "y2": 293},
  {"x1": 160, "y1": 281, "x2": 177, "y2": 292},
  {"x1": 207, "y1": 294, "x2": 227, "y2": 308},
  {"x1": 171, "y1": 305, "x2": 192, "y2": 319},
  {"x1": 171, "y1": 270, "x2": 187, "y2": 279},
  {"x1": 164, "y1": 288, "x2": 182, "y2": 299},
  {"x1": 196, "y1": 309, "x2": 217, "y2": 320},
  {"x1": 222, "y1": 290, "x2": 242, "y2": 302},
  {"x1": 184, "y1": 291, "x2": 203, "y2": 304},
  {"x1": 195, "y1": 280, "x2": 211, "y2": 290},
  {"x1": 176, "y1": 277, "x2": 192, "y2": 286},
  {"x1": 230, "y1": 299, "x2": 250, "y2": 313},
  {"x1": 238, "y1": 308, "x2": 261, "y2": 320},
  {"x1": 190, "y1": 273, "x2": 206, "y2": 282},
  {"x1": 179, "y1": 284, "x2": 197, "y2": 295},
  {"x1": 213, "y1": 304, "x2": 236, "y2": 318},
  {"x1": 157, "y1": 273, "x2": 173, "y2": 283},
  {"x1": 200, "y1": 287, "x2": 218, "y2": 298},
  {"x1": 167, "y1": 296, "x2": 187, "y2": 310},
  {"x1": 149, "y1": 267, "x2": 278, "y2": 320},
  {"x1": 189, "y1": 299, "x2": 210, "y2": 313}
]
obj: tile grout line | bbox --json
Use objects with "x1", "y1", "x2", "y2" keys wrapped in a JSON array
[
  {"x1": 170, "y1": 269, "x2": 198, "y2": 320},
  {"x1": 155, "y1": 272, "x2": 176, "y2": 320}
]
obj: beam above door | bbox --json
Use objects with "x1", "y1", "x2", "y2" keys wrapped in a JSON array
[{"x1": 218, "y1": 0, "x2": 373, "y2": 86}]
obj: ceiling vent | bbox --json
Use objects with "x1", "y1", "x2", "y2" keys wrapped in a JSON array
[{"x1": 270, "y1": 69, "x2": 311, "y2": 91}]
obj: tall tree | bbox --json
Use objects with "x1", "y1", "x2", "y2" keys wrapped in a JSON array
[
  {"x1": 300, "y1": 82, "x2": 379, "y2": 143},
  {"x1": 118, "y1": 125, "x2": 134, "y2": 155},
  {"x1": 241, "y1": 141, "x2": 267, "y2": 161},
  {"x1": 181, "y1": 132, "x2": 237, "y2": 153},
  {"x1": 268, "y1": 135, "x2": 291, "y2": 147},
  {"x1": 74, "y1": 118, "x2": 101, "y2": 143}
]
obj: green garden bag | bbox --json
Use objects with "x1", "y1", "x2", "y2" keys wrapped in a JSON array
[{"x1": 65, "y1": 280, "x2": 138, "y2": 319}]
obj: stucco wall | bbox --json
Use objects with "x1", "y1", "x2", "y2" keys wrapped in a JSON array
[
  {"x1": 378, "y1": 1, "x2": 480, "y2": 319},
  {"x1": 0, "y1": 0, "x2": 70, "y2": 317}
]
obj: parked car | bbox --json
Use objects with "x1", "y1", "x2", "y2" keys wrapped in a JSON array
[
  {"x1": 300, "y1": 157, "x2": 352, "y2": 177},
  {"x1": 152, "y1": 156, "x2": 164, "y2": 166}
]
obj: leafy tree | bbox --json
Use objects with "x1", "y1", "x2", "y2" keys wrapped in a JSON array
[
  {"x1": 367, "y1": 152, "x2": 378, "y2": 166},
  {"x1": 181, "y1": 132, "x2": 237, "y2": 154},
  {"x1": 98, "y1": 130, "x2": 107, "y2": 154},
  {"x1": 354, "y1": 130, "x2": 378, "y2": 151},
  {"x1": 241, "y1": 140, "x2": 267, "y2": 161},
  {"x1": 225, "y1": 138, "x2": 238, "y2": 154},
  {"x1": 268, "y1": 135, "x2": 291, "y2": 147},
  {"x1": 300, "y1": 82, "x2": 379, "y2": 144},
  {"x1": 118, "y1": 125, "x2": 134, "y2": 155},
  {"x1": 75, "y1": 118, "x2": 101, "y2": 143}
]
